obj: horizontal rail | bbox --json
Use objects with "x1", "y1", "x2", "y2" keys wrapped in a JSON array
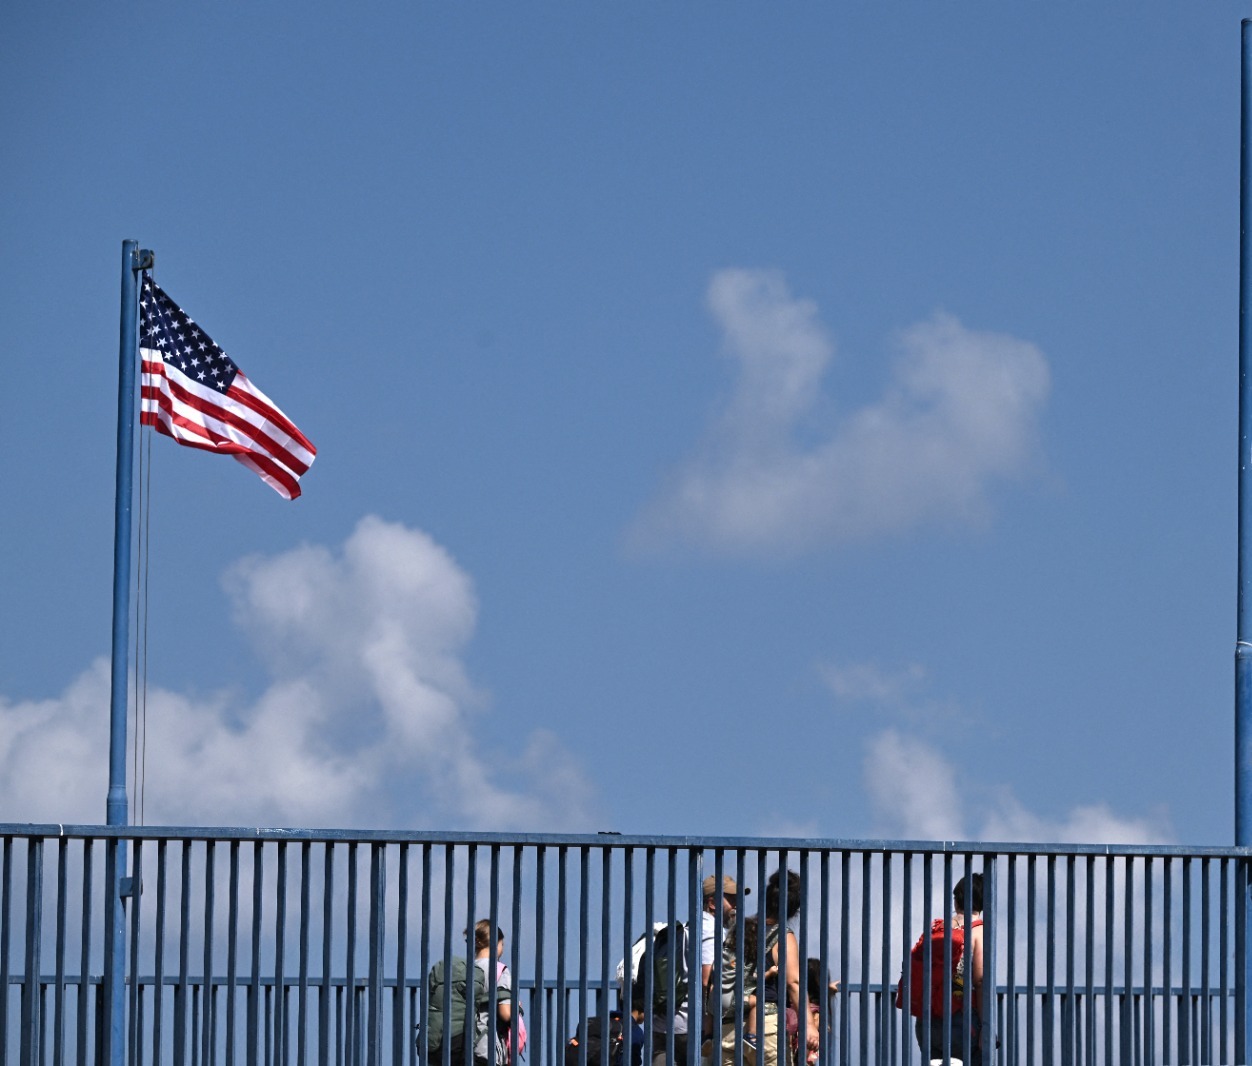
[{"x1": 0, "y1": 823, "x2": 1248, "y2": 857}]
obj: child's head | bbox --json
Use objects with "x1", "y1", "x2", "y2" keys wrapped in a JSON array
[
  {"x1": 805, "y1": 960, "x2": 825, "y2": 1003},
  {"x1": 725, "y1": 914, "x2": 760, "y2": 971}
]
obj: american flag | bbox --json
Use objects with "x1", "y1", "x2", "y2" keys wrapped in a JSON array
[{"x1": 138, "y1": 273, "x2": 316, "y2": 500}]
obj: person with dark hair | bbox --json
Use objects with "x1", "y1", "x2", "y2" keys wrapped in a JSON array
[
  {"x1": 744, "y1": 870, "x2": 817, "y2": 1066},
  {"x1": 897, "y1": 873, "x2": 984, "y2": 1066},
  {"x1": 793, "y1": 961, "x2": 839, "y2": 1066}
]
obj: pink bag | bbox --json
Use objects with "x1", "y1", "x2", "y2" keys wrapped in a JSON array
[{"x1": 496, "y1": 962, "x2": 528, "y2": 1061}]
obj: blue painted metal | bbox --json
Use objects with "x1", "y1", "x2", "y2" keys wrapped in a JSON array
[
  {"x1": 1239, "y1": 21, "x2": 1252, "y2": 1060},
  {"x1": 108, "y1": 239, "x2": 150, "y2": 1066},
  {"x1": 4, "y1": 827, "x2": 1252, "y2": 1065},
  {"x1": 1240, "y1": 20, "x2": 1252, "y2": 843},
  {"x1": 109, "y1": 240, "x2": 140, "y2": 830}
]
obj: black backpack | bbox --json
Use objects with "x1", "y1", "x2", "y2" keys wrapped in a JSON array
[
  {"x1": 565, "y1": 1014, "x2": 625, "y2": 1066},
  {"x1": 620, "y1": 922, "x2": 690, "y2": 1015}
]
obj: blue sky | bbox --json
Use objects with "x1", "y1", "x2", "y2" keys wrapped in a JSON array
[{"x1": 0, "y1": 3, "x2": 1242, "y2": 844}]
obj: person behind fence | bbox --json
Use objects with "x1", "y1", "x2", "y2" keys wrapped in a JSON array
[
  {"x1": 422, "y1": 921, "x2": 522, "y2": 1066},
  {"x1": 764, "y1": 871, "x2": 819, "y2": 1066},
  {"x1": 715, "y1": 870, "x2": 817, "y2": 1066},
  {"x1": 791, "y1": 961, "x2": 838, "y2": 1066},
  {"x1": 710, "y1": 914, "x2": 761, "y2": 1064},
  {"x1": 701, "y1": 874, "x2": 743, "y2": 991},
  {"x1": 895, "y1": 874, "x2": 983, "y2": 1066},
  {"x1": 623, "y1": 874, "x2": 741, "y2": 1066}
]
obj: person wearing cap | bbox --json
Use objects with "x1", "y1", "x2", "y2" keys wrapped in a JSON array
[
  {"x1": 700, "y1": 875, "x2": 745, "y2": 990},
  {"x1": 649, "y1": 876, "x2": 747, "y2": 1066}
]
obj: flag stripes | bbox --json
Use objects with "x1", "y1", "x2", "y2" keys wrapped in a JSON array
[{"x1": 137, "y1": 274, "x2": 315, "y2": 499}]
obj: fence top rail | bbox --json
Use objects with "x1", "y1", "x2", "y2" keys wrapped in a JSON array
[{"x1": 0, "y1": 822, "x2": 1246, "y2": 859}]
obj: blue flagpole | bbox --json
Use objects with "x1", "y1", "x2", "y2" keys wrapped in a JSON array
[
  {"x1": 108, "y1": 239, "x2": 140, "y2": 829},
  {"x1": 106, "y1": 238, "x2": 151, "y2": 1066},
  {"x1": 1239, "y1": 20, "x2": 1252, "y2": 1062}
]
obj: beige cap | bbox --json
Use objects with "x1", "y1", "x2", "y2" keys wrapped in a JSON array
[{"x1": 702, "y1": 875, "x2": 749, "y2": 898}]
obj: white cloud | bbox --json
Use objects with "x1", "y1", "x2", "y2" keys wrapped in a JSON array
[
  {"x1": 820, "y1": 661, "x2": 929, "y2": 707},
  {"x1": 863, "y1": 729, "x2": 966, "y2": 841},
  {"x1": 634, "y1": 269, "x2": 1051, "y2": 553},
  {"x1": 0, "y1": 516, "x2": 596, "y2": 831},
  {"x1": 863, "y1": 728, "x2": 1170, "y2": 846}
]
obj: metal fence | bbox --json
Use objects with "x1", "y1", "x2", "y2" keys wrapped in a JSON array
[{"x1": 0, "y1": 826, "x2": 1247, "y2": 1066}]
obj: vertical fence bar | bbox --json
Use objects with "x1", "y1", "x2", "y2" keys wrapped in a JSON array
[
  {"x1": 52, "y1": 839, "x2": 67, "y2": 1066},
  {"x1": 821, "y1": 856, "x2": 831, "y2": 1066},
  {"x1": 1024, "y1": 854, "x2": 1036, "y2": 1066},
  {"x1": 577, "y1": 846, "x2": 588, "y2": 1053},
  {"x1": 900, "y1": 853, "x2": 912, "y2": 1066},
  {"x1": 939, "y1": 853, "x2": 951, "y2": 1066},
  {"x1": 1045, "y1": 854, "x2": 1055, "y2": 1066},
  {"x1": 77, "y1": 841, "x2": 93, "y2": 1066},
  {"x1": 1007, "y1": 856, "x2": 1019, "y2": 1066},
  {"x1": 298, "y1": 843, "x2": 311, "y2": 1066},
  {"x1": 1202, "y1": 857, "x2": 1213, "y2": 1065},
  {"x1": 1182, "y1": 856, "x2": 1193, "y2": 1064},
  {"x1": 125, "y1": 841, "x2": 143, "y2": 1066},
  {"x1": 1221, "y1": 857, "x2": 1231, "y2": 1066},
  {"x1": 275, "y1": 844, "x2": 289, "y2": 1066},
  {"x1": 155, "y1": 840, "x2": 169, "y2": 1066},
  {"x1": 102, "y1": 839, "x2": 121, "y2": 1066},
  {"x1": 839, "y1": 850, "x2": 850, "y2": 1066},
  {"x1": 462, "y1": 845, "x2": 478, "y2": 1066},
  {"x1": 663, "y1": 848, "x2": 676, "y2": 1066},
  {"x1": 177, "y1": 842, "x2": 193, "y2": 1066},
  {"x1": 1240, "y1": 855, "x2": 1248, "y2": 1066},
  {"x1": 598, "y1": 846, "x2": 611, "y2": 1066},
  {"x1": 1122, "y1": 857, "x2": 1134, "y2": 1066},
  {"x1": 1, "y1": 837, "x2": 11, "y2": 1066},
  {"x1": 621, "y1": 846, "x2": 635, "y2": 1066},
  {"x1": 534, "y1": 844, "x2": 547, "y2": 1066},
  {"x1": 555, "y1": 846, "x2": 568, "y2": 1063},
  {"x1": 877, "y1": 852, "x2": 890, "y2": 1066},
  {"x1": 508, "y1": 846, "x2": 522, "y2": 1066},
  {"x1": 983, "y1": 855, "x2": 997, "y2": 1066},
  {"x1": 1164, "y1": 857, "x2": 1174, "y2": 1063},
  {"x1": 21, "y1": 837, "x2": 45, "y2": 1066},
  {"x1": 367, "y1": 844, "x2": 386, "y2": 1066},
  {"x1": 204, "y1": 843, "x2": 218, "y2": 1066},
  {"x1": 857, "y1": 851, "x2": 868, "y2": 1066},
  {"x1": 1102, "y1": 856, "x2": 1113, "y2": 1066},
  {"x1": 417, "y1": 845, "x2": 432, "y2": 1066},
  {"x1": 1063, "y1": 856, "x2": 1075, "y2": 1066},
  {"x1": 249, "y1": 843, "x2": 265, "y2": 1066},
  {"x1": 919, "y1": 853, "x2": 931, "y2": 1066},
  {"x1": 225, "y1": 842, "x2": 240, "y2": 1066},
  {"x1": 960, "y1": 853, "x2": 972, "y2": 1066},
  {"x1": 322, "y1": 845, "x2": 336, "y2": 1066},
  {"x1": 393, "y1": 844, "x2": 408, "y2": 1066},
  {"x1": 1144, "y1": 856, "x2": 1154, "y2": 1066},
  {"x1": 347, "y1": 844, "x2": 360, "y2": 1066},
  {"x1": 641, "y1": 846, "x2": 655, "y2": 1066}
]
